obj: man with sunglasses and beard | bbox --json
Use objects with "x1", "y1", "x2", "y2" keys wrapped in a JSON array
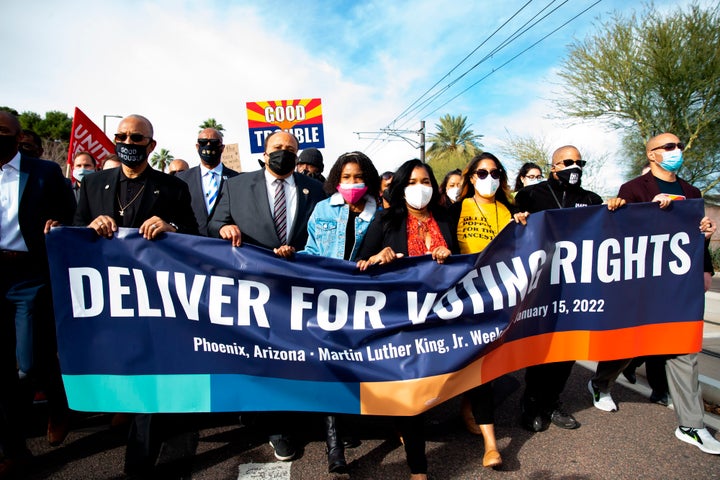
[
  {"x1": 176, "y1": 129, "x2": 239, "y2": 236},
  {"x1": 587, "y1": 132, "x2": 720, "y2": 454},
  {"x1": 74, "y1": 114, "x2": 199, "y2": 476},
  {"x1": 514, "y1": 145, "x2": 625, "y2": 433}
]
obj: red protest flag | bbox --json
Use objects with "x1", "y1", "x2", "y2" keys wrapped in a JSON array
[{"x1": 67, "y1": 107, "x2": 116, "y2": 166}]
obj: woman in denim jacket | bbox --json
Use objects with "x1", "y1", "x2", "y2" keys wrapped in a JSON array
[
  {"x1": 302, "y1": 151, "x2": 380, "y2": 262},
  {"x1": 299, "y1": 151, "x2": 380, "y2": 473}
]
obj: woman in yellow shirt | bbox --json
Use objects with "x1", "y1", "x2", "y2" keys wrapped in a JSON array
[{"x1": 451, "y1": 152, "x2": 518, "y2": 469}]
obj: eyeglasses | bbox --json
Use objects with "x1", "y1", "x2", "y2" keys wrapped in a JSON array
[
  {"x1": 651, "y1": 142, "x2": 685, "y2": 152},
  {"x1": 114, "y1": 133, "x2": 152, "y2": 143},
  {"x1": 555, "y1": 159, "x2": 587, "y2": 168},
  {"x1": 198, "y1": 138, "x2": 222, "y2": 147},
  {"x1": 474, "y1": 169, "x2": 501, "y2": 179},
  {"x1": 524, "y1": 174, "x2": 542, "y2": 180}
]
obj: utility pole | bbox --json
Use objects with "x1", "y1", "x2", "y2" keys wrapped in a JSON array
[{"x1": 354, "y1": 120, "x2": 427, "y2": 160}]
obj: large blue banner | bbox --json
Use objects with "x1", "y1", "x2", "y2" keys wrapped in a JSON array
[{"x1": 46, "y1": 200, "x2": 707, "y2": 415}]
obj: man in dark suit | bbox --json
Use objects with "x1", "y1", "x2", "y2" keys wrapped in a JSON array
[
  {"x1": 74, "y1": 114, "x2": 198, "y2": 237},
  {"x1": 588, "y1": 132, "x2": 720, "y2": 454},
  {"x1": 0, "y1": 112, "x2": 75, "y2": 477},
  {"x1": 73, "y1": 114, "x2": 199, "y2": 476},
  {"x1": 176, "y1": 128, "x2": 239, "y2": 236},
  {"x1": 209, "y1": 130, "x2": 325, "y2": 460}
]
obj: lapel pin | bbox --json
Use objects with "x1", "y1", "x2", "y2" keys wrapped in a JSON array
[
  {"x1": 154, "y1": 190, "x2": 160, "y2": 195},
  {"x1": 104, "y1": 184, "x2": 109, "y2": 190},
  {"x1": 302, "y1": 188, "x2": 309, "y2": 195}
]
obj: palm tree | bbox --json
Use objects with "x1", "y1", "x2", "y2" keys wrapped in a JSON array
[
  {"x1": 426, "y1": 114, "x2": 483, "y2": 181},
  {"x1": 150, "y1": 148, "x2": 174, "y2": 172},
  {"x1": 199, "y1": 118, "x2": 225, "y2": 132}
]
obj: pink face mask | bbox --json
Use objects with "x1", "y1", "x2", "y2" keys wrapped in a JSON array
[{"x1": 337, "y1": 183, "x2": 368, "y2": 204}]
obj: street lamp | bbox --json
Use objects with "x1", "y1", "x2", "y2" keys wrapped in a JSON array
[{"x1": 103, "y1": 115, "x2": 122, "y2": 134}]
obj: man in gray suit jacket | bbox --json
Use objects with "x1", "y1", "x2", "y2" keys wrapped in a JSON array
[
  {"x1": 208, "y1": 130, "x2": 325, "y2": 460},
  {"x1": 177, "y1": 128, "x2": 239, "y2": 236},
  {"x1": 209, "y1": 130, "x2": 325, "y2": 256}
]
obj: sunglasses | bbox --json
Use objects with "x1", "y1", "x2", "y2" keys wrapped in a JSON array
[
  {"x1": 474, "y1": 169, "x2": 501, "y2": 179},
  {"x1": 651, "y1": 142, "x2": 685, "y2": 152},
  {"x1": 114, "y1": 133, "x2": 151, "y2": 143},
  {"x1": 198, "y1": 139, "x2": 222, "y2": 147},
  {"x1": 555, "y1": 159, "x2": 587, "y2": 168}
]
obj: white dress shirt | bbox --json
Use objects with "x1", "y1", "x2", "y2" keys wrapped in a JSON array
[{"x1": 0, "y1": 152, "x2": 29, "y2": 251}]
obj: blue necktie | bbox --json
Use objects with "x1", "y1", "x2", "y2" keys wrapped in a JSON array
[{"x1": 206, "y1": 171, "x2": 218, "y2": 212}]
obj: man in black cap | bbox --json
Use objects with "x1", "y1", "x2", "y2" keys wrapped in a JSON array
[{"x1": 296, "y1": 147, "x2": 325, "y2": 182}]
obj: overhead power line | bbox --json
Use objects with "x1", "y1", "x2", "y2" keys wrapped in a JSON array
[{"x1": 362, "y1": 1, "x2": 603, "y2": 158}]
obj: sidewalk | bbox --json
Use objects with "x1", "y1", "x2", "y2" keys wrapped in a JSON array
[{"x1": 578, "y1": 278, "x2": 720, "y2": 431}]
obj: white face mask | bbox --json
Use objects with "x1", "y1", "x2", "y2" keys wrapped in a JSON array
[
  {"x1": 404, "y1": 184, "x2": 433, "y2": 209},
  {"x1": 523, "y1": 177, "x2": 541, "y2": 187},
  {"x1": 474, "y1": 177, "x2": 500, "y2": 198},
  {"x1": 446, "y1": 186, "x2": 460, "y2": 201}
]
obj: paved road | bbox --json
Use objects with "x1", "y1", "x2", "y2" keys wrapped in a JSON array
[
  {"x1": 20, "y1": 361, "x2": 720, "y2": 479},
  {"x1": 14, "y1": 278, "x2": 720, "y2": 479}
]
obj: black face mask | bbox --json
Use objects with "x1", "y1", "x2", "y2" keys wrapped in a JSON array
[
  {"x1": 555, "y1": 167, "x2": 582, "y2": 189},
  {"x1": 116, "y1": 142, "x2": 149, "y2": 168},
  {"x1": 267, "y1": 149, "x2": 296, "y2": 176},
  {"x1": 0, "y1": 135, "x2": 18, "y2": 159},
  {"x1": 198, "y1": 146, "x2": 222, "y2": 166}
]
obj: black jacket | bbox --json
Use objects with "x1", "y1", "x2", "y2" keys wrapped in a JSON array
[
  {"x1": 515, "y1": 176, "x2": 602, "y2": 213},
  {"x1": 356, "y1": 205, "x2": 459, "y2": 260}
]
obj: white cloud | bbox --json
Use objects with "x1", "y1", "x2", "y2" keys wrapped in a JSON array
[{"x1": 1, "y1": 0, "x2": 703, "y2": 187}]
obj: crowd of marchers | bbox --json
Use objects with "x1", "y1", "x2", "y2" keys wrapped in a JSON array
[{"x1": 0, "y1": 111, "x2": 718, "y2": 479}]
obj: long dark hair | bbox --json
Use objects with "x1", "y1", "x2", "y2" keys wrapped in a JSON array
[
  {"x1": 458, "y1": 152, "x2": 514, "y2": 208},
  {"x1": 439, "y1": 168, "x2": 462, "y2": 207},
  {"x1": 323, "y1": 151, "x2": 380, "y2": 197},
  {"x1": 385, "y1": 159, "x2": 441, "y2": 228},
  {"x1": 513, "y1": 162, "x2": 542, "y2": 191}
]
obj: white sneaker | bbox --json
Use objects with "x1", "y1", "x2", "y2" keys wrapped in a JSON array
[
  {"x1": 675, "y1": 427, "x2": 720, "y2": 454},
  {"x1": 587, "y1": 380, "x2": 617, "y2": 412}
]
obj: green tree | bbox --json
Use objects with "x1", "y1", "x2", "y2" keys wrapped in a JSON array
[
  {"x1": 199, "y1": 118, "x2": 224, "y2": 132},
  {"x1": 19, "y1": 111, "x2": 43, "y2": 134},
  {"x1": 555, "y1": 3, "x2": 720, "y2": 193},
  {"x1": 426, "y1": 114, "x2": 483, "y2": 181},
  {"x1": 150, "y1": 148, "x2": 174, "y2": 172},
  {"x1": 35, "y1": 110, "x2": 72, "y2": 141}
]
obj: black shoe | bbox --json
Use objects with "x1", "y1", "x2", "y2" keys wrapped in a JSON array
[
  {"x1": 550, "y1": 408, "x2": 580, "y2": 429},
  {"x1": 650, "y1": 391, "x2": 669, "y2": 406},
  {"x1": 327, "y1": 446, "x2": 348, "y2": 474},
  {"x1": 269, "y1": 437, "x2": 296, "y2": 461},
  {"x1": 622, "y1": 367, "x2": 637, "y2": 384},
  {"x1": 342, "y1": 436, "x2": 361, "y2": 449},
  {"x1": 520, "y1": 402, "x2": 548, "y2": 432},
  {"x1": 521, "y1": 412, "x2": 547, "y2": 432}
]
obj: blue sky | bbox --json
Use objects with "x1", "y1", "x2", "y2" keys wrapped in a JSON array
[{"x1": 0, "y1": 0, "x2": 705, "y2": 193}]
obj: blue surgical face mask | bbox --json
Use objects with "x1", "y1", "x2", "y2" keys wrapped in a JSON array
[
  {"x1": 73, "y1": 167, "x2": 95, "y2": 183},
  {"x1": 658, "y1": 149, "x2": 683, "y2": 173}
]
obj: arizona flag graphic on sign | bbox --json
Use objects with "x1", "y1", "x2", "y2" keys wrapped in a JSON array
[{"x1": 246, "y1": 98, "x2": 324, "y2": 154}]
